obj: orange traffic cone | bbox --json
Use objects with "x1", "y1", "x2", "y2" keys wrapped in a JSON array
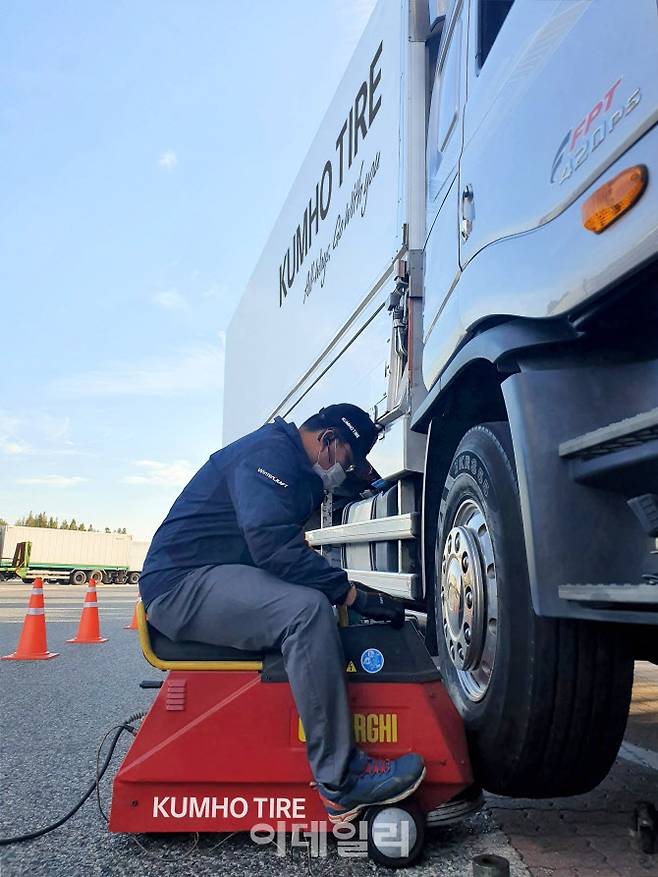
[
  {"x1": 2, "y1": 578, "x2": 59, "y2": 660},
  {"x1": 66, "y1": 578, "x2": 108, "y2": 644},
  {"x1": 124, "y1": 601, "x2": 138, "y2": 630}
]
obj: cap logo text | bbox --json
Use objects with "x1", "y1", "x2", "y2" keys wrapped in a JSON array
[{"x1": 341, "y1": 417, "x2": 360, "y2": 438}]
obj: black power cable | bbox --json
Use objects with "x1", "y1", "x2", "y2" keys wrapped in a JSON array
[{"x1": 0, "y1": 711, "x2": 146, "y2": 846}]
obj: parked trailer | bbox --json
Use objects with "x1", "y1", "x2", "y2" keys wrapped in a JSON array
[
  {"x1": 0, "y1": 526, "x2": 149, "y2": 585},
  {"x1": 224, "y1": 0, "x2": 658, "y2": 799}
]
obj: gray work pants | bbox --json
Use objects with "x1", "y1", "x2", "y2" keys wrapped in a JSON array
[{"x1": 145, "y1": 563, "x2": 355, "y2": 788}]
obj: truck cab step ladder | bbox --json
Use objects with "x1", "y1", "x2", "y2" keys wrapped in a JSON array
[
  {"x1": 305, "y1": 512, "x2": 418, "y2": 546},
  {"x1": 559, "y1": 407, "x2": 658, "y2": 459},
  {"x1": 558, "y1": 580, "x2": 658, "y2": 605},
  {"x1": 558, "y1": 407, "x2": 658, "y2": 491}
]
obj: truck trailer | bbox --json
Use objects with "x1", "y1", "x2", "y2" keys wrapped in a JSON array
[
  {"x1": 0, "y1": 525, "x2": 149, "y2": 585},
  {"x1": 223, "y1": 0, "x2": 658, "y2": 799}
]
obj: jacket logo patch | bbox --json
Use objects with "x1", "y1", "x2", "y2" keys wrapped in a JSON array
[{"x1": 257, "y1": 467, "x2": 289, "y2": 488}]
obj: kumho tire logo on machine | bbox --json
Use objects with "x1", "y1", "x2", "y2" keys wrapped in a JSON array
[
  {"x1": 152, "y1": 795, "x2": 307, "y2": 820},
  {"x1": 149, "y1": 793, "x2": 412, "y2": 859}
]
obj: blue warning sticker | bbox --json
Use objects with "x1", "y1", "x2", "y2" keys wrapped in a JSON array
[{"x1": 360, "y1": 647, "x2": 384, "y2": 674}]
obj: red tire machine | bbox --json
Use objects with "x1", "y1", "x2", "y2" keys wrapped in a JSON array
[{"x1": 109, "y1": 604, "x2": 477, "y2": 867}]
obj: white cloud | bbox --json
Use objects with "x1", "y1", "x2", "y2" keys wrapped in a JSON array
[
  {"x1": 0, "y1": 410, "x2": 84, "y2": 457},
  {"x1": 0, "y1": 437, "x2": 31, "y2": 455},
  {"x1": 158, "y1": 151, "x2": 178, "y2": 172},
  {"x1": 51, "y1": 342, "x2": 225, "y2": 399},
  {"x1": 153, "y1": 288, "x2": 189, "y2": 310},
  {"x1": 122, "y1": 459, "x2": 195, "y2": 487},
  {"x1": 17, "y1": 475, "x2": 88, "y2": 487}
]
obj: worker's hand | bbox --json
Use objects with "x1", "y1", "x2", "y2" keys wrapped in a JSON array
[
  {"x1": 352, "y1": 587, "x2": 405, "y2": 629},
  {"x1": 343, "y1": 584, "x2": 358, "y2": 606}
]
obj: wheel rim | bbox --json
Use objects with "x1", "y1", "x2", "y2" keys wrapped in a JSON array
[{"x1": 437, "y1": 497, "x2": 498, "y2": 702}]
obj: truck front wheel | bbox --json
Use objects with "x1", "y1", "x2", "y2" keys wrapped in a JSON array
[{"x1": 432, "y1": 422, "x2": 634, "y2": 797}]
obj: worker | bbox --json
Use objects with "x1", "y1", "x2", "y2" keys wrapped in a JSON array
[{"x1": 139, "y1": 403, "x2": 425, "y2": 823}]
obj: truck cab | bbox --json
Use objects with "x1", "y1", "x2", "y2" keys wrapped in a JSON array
[{"x1": 225, "y1": 0, "x2": 658, "y2": 799}]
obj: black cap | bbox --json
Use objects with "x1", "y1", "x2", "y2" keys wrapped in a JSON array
[{"x1": 316, "y1": 404, "x2": 380, "y2": 465}]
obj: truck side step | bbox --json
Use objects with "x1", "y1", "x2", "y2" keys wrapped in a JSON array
[
  {"x1": 559, "y1": 581, "x2": 658, "y2": 605},
  {"x1": 558, "y1": 407, "x2": 658, "y2": 492},
  {"x1": 306, "y1": 512, "x2": 418, "y2": 546},
  {"x1": 345, "y1": 570, "x2": 419, "y2": 600},
  {"x1": 559, "y1": 408, "x2": 658, "y2": 459}
]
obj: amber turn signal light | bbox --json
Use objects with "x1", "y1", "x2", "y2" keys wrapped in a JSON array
[{"x1": 582, "y1": 165, "x2": 648, "y2": 233}]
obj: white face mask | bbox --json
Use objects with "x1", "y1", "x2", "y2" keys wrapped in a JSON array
[{"x1": 313, "y1": 438, "x2": 347, "y2": 491}]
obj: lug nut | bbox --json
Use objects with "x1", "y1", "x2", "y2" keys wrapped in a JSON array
[{"x1": 462, "y1": 553, "x2": 469, "y2": 573}]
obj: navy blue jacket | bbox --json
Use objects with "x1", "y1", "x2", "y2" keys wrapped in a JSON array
[{"x1": 139, "y1": 417, "x2": 350, "y2": 608}]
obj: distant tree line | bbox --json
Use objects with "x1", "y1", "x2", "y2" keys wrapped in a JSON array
[{"x1": 3, "y1": 512, "x2": 127, "y2": 534}]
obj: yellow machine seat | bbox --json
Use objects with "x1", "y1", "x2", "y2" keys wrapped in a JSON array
[{"x1": 136, "y1": 601, "x2": 264, "y2": 671}]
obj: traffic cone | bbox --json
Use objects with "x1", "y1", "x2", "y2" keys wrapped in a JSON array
[
  {"x1": 124, "y1": 601, "x2": 138, "y2": 630},
  {"x1": 1, "y1": 578, "x2": 59, "y2": 660},
  {"x1": 66, "y1": 578, "x2": 108, "y2": 644}
]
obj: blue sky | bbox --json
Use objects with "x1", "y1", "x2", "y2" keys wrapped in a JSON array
[{"x1": 1, "y1": 0, "x2": 376, "y2": 540}]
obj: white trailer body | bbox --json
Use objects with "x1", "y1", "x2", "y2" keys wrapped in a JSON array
[
  {"x1": 0, "y1": 526, "x2": 149, "y2": 584},
  {"x1": 128, "y1": 540, "x2": 150, "y2": 573},
  {"x1": 223, "y1": 0, "x2": 425, "y2": 479}
]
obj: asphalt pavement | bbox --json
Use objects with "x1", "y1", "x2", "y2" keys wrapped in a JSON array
[{"x1": 1, "y1": 581, "x2": 656, "y2": 877}]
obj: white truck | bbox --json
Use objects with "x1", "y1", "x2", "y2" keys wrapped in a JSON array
[
  {"x1": 224, "y1": 0, "x2": 658, "y2": 798},
  {"x1": 0, "y1": 525, "x2": 149, "y2": 585}
]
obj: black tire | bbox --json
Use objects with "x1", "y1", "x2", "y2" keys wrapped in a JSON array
[
  {"x1": 127, "y1": 572, "x2": 140, "y2": 585},
  {"x1": 365, "y1": 800, "x2": 425, "y2": 868},
  {"x1": 431, "y1": 422, "x2": 634, "y2": 798},
  {"x1": 69, "y1": 569, "x2": 87, "y2": 586},
  {"x1": 89, "y1": 569, "x2": 103, "y2": 585}
]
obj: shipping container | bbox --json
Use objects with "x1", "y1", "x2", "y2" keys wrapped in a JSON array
[{"x1": 0, "y1": 526, "x2": 149, "y2": 585}]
